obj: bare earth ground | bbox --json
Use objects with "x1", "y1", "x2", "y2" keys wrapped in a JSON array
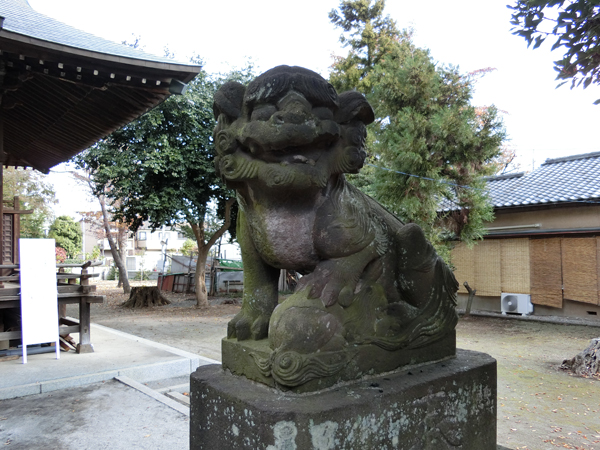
[{"x1": 71, "y1": 280, "x2": 600, "y2": 450}]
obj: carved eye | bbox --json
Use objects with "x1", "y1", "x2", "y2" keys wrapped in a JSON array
[{"x1": 250, "y1": 104, "x2": 277, "y2": 121}]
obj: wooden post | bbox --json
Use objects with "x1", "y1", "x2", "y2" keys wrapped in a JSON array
[
  {"x1": 464, "y1": 281, "x2": 476, "y2": 317},
  {"x1": 77, "y1": 263, "x2": 93, "y2": 353},
  {"x1": 58, "y1": 267, "x2": 67, "y2": 319},
  {"x1": 12, "y1": 197, "x2": 19, "y2": 266},
  {"x1": 0, "y1": 112, "x2": 4, "y2": 275}
]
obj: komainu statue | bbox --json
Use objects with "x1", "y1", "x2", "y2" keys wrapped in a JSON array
[{"x1": 213, "y1": 66, "x2": 458, "y2": 392}]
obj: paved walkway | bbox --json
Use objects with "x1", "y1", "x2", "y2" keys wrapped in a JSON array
[
  {"x1": 0, "y1": 323, "x2": 218, "y2": 400},
  {"x1": 0, "y1": 324, "x2": 219, "y2": 450}
]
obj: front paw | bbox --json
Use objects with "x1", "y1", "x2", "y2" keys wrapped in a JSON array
[
  {"x1": 298, "y1": 269, "x2": 355, "y2": 307},
  {"x1": 227, "y1": 309, "x2": 270, "y2": 340}
]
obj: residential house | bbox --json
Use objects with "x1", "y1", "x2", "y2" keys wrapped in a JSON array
[{"x1": 451, "y1": 151, "x2": 600, "y2": 319}]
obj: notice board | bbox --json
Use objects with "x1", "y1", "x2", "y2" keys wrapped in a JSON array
[{"x1": 19, "y1": 238, "x2": 59, "y2": 363}]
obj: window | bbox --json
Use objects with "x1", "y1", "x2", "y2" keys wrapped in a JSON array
[
  {"x1": 126, "y1": 256, "x2": 137, "y2": 270},
  {"x1": 138, "y1": 231, "x2": 147, "y2": 241}
]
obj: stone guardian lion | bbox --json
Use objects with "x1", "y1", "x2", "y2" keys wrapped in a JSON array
[{"x1": 213, "y1": 66, "x2": 458, "y2": 391}]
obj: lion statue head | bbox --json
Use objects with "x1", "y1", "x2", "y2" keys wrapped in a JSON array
[{"x1": 213, "y1": 65, "x2": 375, "y2": 192}]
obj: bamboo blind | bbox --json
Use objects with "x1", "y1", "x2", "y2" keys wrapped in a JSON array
[
  {"x1": 474, "y1": 240, "x2": 501, "y2": 296},
  {"x1": 530, "y1": 238, "x2": 563, "y2": 308},
  {"x1": 451, "y1": 242, "x2": 475, "y2": 294},
  {"x1": 598, "y1": 237, "x2": 600, "y2": 305},
  {"x1": 500, "y1": 239, "x2": 530, "y2": 294},
  {"x1": 562, "y1": 238, "x2": 599, "y2": 305}
]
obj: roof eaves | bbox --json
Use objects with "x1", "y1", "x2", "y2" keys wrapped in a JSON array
[
  {"x1": 542, "y1": 150, "x2": 600, "y2": 165},
  {"x1": 0, "y1": 29, "x2": 201, "y2": 81}
]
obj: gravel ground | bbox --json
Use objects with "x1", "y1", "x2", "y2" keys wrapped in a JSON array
[{"x1": 72, "y1": 280, "x2": 600, "y2": 450}]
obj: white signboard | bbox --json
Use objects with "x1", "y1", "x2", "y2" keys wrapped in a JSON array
[{"x1": 19, "y1": 239, "x2": 59, "y2": 363}]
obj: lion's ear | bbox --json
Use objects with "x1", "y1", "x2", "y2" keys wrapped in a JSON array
[
  {"x1": 213, "y1": 81, "x2": 246, "y2": 121},
  {"x1": 335, "y1": 91, "x2": 375, "y2": 125}
]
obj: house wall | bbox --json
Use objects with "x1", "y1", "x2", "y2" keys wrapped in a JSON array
[
  {"x1": 451, "y1": 235, "x2": 600, "y2": 319},
  {"x1": 456, "y1": 293, "x2": 600, "y2": 319},
  {"x1": 79, "y1": 220, "x2": 99, "y2": 257},
  {"x1": 490, "y1": 205, "x2": 600, "y2": 231}
]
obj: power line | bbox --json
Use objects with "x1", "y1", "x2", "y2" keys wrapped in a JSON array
[{"x1": 365, "y1": 163, "x2": 477, "y2": 190}]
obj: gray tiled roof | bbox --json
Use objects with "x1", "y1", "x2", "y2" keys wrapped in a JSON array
[
  {"x1": 0, "y1": 0, "x2": 191, "y2": 65},
  {"x1": 486, "y1": 151, "x2": 600, "y2": 208}
]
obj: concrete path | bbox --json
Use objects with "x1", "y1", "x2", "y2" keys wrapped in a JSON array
[
  {"x1": 0, "y1": 324, "x2": 221, "y2": 449},
  {"x1": 0, "y1": 323, "x2": 218, "y2": 400},
  {"x1": 0, "y1": 378, "x2": 190, "y2": 450}
]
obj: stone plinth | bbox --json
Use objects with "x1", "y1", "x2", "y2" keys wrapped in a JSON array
[
  {"x1": 221, "y1": 331, "x2": 456, "y2": 393},
  {"x1": 190, "y1": 349, "x2": 497, "y2": 450}
]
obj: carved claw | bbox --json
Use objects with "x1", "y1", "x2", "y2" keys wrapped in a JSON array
[
  {"x1": 299, "y1": 267, "x2": 358, "y2": 308},
  {"x1": 227, "y1": 309, "x2": 270, "y2": 340}
]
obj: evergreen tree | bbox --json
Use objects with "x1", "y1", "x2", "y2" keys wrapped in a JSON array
[
  {"x1": 329, "y1": 0, "x2": 507, "y2": 256},
  {"x1": 48, "y1": 215, "x2": 82, "y2": 258}
]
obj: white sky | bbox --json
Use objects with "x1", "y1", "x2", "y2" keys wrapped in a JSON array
[{"x1": 30, "y1": 0, "x2": 599, "y2": 218}]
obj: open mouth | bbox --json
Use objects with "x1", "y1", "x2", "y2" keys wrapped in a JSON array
[{"x1": 243, "y1": 141, "x2": 333, "y2": 166}]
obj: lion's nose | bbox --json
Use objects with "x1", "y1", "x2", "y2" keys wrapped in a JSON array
[
  {"x1": 271, "y1": 110, "x2": 305, "y2": 125},
  {"x1": 273, "y1": 91, "x2": 312, "y2": 124}
]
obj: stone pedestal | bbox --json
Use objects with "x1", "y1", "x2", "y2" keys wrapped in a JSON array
[
  {"x1": 190, "y1": 349, "x2": 497, "y2": 450},
  {"x1": 221, "y1": 331, "x2": 456, "y2": 393}
]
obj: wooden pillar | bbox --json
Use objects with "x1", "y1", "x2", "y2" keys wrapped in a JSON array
[
  {"x1": 77, "y1": 265, "x2": 93, "y2": 353},
  {"x1": 0, "y1": 112, "x2": 4, "y2": 278},
  {"x1": 13, "y1": 196, "x2": 19, "y2": 265}
]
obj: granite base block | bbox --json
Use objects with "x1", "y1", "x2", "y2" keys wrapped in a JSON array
[{"x1": 190, "y1": 349, "x2": 497, "y2": 450}]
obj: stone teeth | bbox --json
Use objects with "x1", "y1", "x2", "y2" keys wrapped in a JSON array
[
  {"x1": 293, "y1": 155, "x2": 308, "y2": 163},
  {"x1": 307, "y1": 159, "x2": 316, "y2": 166}
]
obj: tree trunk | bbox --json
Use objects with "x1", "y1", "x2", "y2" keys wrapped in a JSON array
[
  {"x1": 116, "y1": 230, "x2": 129, "y2": 289},
  {"x1": 122, "y1": 286, "x2": 170, "y2": 308},
  {"x1": 195, "y1": 247, "x2": 209, "y2": 308},
  {"x1": 98, "y1": 194, "x2": 130, "y2": 294},
  {"x1": 191, "y1": 198, "x2": 235, "y2": 308},
  {"x1": 560, "y1": 338, "x2": 600, "y2": 379}
]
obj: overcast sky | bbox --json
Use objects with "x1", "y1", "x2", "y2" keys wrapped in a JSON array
[{"x1": 30, "y1": 0, "x2": 599, "y2": 218}]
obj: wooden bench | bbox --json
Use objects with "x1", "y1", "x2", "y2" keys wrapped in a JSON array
[
  {"x1": 0, "y1": 261, "x2": 105, "y2": 353},
  {"x1": 223, "y1": 280, "x2": 243, "y2": 294}
]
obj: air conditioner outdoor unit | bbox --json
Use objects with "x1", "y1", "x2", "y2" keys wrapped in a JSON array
[{"x1": 501, "y1": 293, "x2": 533, "y2": 315}]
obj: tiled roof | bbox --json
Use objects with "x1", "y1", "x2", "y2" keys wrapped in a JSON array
[
  {"x1": 0, "y1": 0, "x2": 189, "y2": 65},
  {"x1": 0, "y1": 0, "x2": 200, "y2": 172},
  {"x1": 486, "y1": 151, "x2": 600, "y2": 208}
]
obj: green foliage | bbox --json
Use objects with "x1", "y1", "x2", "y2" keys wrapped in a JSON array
[
  {"x1": 107, "y1": 265, "x2": 118, "y2": 280},
  {"x1": 72, "y1": 66, "x2": 251, "y2": 238},
  {"x1": 181, "y1": 239, "x2": 198, "y2": 256},
  {"x1": 509, "y1": 0, "x2": 600, "y2": 103},
  {"x1": 329, "y1": 0, "x2": 506, "y2": 254},
  {"x1": 82, "y1": 246, "x2": 101, "y2": 262},
  {"x1": 329, "y1": 0, "x2": 405, "y2": 94},
  {"x1": 48, "y1": 216, "x2": 82, "y2": 258},
  {"x1": 73, "y1": 61, "x2": 254, "y2": 306},
  {"x1": 134, "y1": 269, "x2": 152, "y2": 280},
  {"x1": 3, "y1": 167, "x2": 56, "y2": 238}
]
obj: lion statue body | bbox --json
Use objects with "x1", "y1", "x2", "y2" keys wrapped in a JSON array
[{"x1": 213, "y1": 66, "x2": 458, "y2": 391}]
